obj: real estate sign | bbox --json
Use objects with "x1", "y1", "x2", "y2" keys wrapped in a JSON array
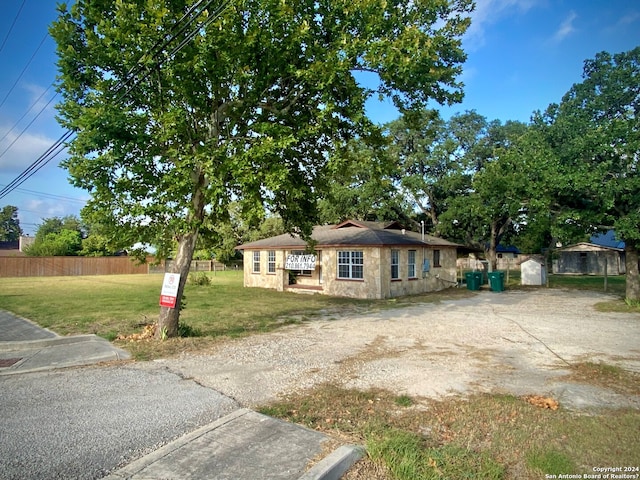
[
  {"x1": 159, "y1": 273, "x2": 181, "y2": 308},
  {"x1": 285, "y1": 254, "x2": 316, "y2": 270}
]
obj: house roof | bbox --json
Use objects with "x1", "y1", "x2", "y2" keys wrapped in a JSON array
[
  {"x1": 236, "y1": 220, "x2": 461, "y2": 250},
  {"x1": 558, "y1": 242, "x2": 624, "y2": 253},
  {"x1": 496, "y1": 244, "x2": 520, "y2": 254},
  {"x1": 590, "y1": 230, "x2": 625, "y2": 250}
]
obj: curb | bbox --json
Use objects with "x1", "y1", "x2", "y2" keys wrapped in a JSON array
[
  {"x1": 102, "y1": 409, "x2": 251, "y2": 480},
  {"x1": 298, "y1": 445, "x2": 365, "y2": 480},
  {"x1": 0, "y1": 334, "x2": 102, "y2": 352}
]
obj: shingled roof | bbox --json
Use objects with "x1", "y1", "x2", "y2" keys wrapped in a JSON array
[{"x1": 236, "y1": 220, "x2": 460, "y2": 250}]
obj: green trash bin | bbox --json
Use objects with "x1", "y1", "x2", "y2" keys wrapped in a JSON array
[
  {"x1": 488, "y1": 271, "x2": 505, "y2": 292},
  {"x1": 465, "y1": 272, "x2": 482, "y2": 291}
]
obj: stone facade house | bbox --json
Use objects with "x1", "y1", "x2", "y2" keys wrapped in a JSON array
[{"x1": 235, "y1": 220, "x2": 460, "y2": 299}]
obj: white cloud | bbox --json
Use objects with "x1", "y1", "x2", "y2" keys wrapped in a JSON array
[
  {"x1": 464, "y1": 0, "x2": 539, "y2": 50},
  {"x1": 617, "y1": 11, "x2": 640, "y2": 26},
  {"x1": 0, "y1": 127, "x2": 56, "y2": 173},
  {"x1": 25, "y1": 198, "x2": 69, "y2": 218},
  {"x1": 22, "y1": 83, "x2": 58, "y2": 116},
  {"x1": 550, "y1": 11, "x2": 577, "y2": 43}
]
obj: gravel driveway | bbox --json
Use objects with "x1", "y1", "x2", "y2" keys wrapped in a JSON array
[{"x1": 153, "y1": 289, "x2": 640, "y2": 410}]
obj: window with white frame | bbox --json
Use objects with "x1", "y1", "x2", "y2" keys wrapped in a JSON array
[
  {"x1": 268, "y1": 251, "x2": 276, "y2": 274},
  {"x1": 391, "y1": 249, "x2": 400, "y2": 280},
  {"x1": 337, "y1": 250, "x2": 363, "y2": 279},
  {"x1": 252, "y1": 251, "x2": 261, "y2": 273},
  {"x1": 408, "y1": 250, "x2": 416, "y2": 278}
]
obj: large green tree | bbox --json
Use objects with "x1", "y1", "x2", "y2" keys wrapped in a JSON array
[
  {"x1": 0, "y1": 206, "x2": 22, "y2": 242},
  {"x1": 386, "y1": 109, "x2": 487, "y2": 234},
  {"x1": 51, "y1": 0, "x2": 472, "y2": 337},
  {"x1": 438, "y1": 120, "x2": 529, "y2": 268},
  {"x1": 317, "y1": 137, "x2": 411, "y2": 224},
  {"x1": 25, "y1": 215, "x2": 84, "y2": 256},
  {"x1": 537, "y1": 48, "x2": 640, "y2": 300}
]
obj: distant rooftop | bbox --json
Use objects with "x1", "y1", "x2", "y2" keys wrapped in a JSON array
[{"x1": 590, "y1": 230, "x2": 625, "y2": 250}]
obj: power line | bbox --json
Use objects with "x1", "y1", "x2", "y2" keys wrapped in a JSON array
[
  {"x1": 0, "y1": 91, "x2": 58, "y2": 161},
  {"x1": 0, "y1": 0, "x2": 26, "y2": 54},
  {"x1": 0, "y1": 130, "x2": 73, "y2": 199},
  {"x1": 0, "y1": 0, "x2": 230, "y2": 201},
  {"x1": 0, "y1": 84, "x2": 54, "y2": 145},
  {"x1": 0, "y1": 32, "x2": 49, "y2": 110},
  {"x1": 0, "y1": 186, "x2": 86, "y2": 204}
]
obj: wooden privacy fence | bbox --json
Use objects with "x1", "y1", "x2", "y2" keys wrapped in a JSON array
[
  {"x1": 0, "y1": 256, "x2": 151, "y2": 277},
  {"x1": 0, "y1": 257, "x2": 237, "y2": 278}
]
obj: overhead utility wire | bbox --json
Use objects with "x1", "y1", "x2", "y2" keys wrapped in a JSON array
[
  {"x1": 0, "y1": 0, "x2": 26, "y2": 54},
  {"x1": 0, "y1": 84, "x2": 54, "y2": 145},
  {"x1": 0, "y1": 0, "x2": 229, "y2": 201},
  {"x1": 0, "y1": 186, "x2": 85, "y2": 204},
  {"x1": 115, "y1": 0, "x2": 211, "y2": 99},
  {"x1": 0, "y1": 33, "x2": 48, "y2": 110},
  {"x1": 0, "y1": 129, "x2": 74, "y2": 199},
  {"x1": 0, "y1": 91, "x2": 58, "y2": 160}
]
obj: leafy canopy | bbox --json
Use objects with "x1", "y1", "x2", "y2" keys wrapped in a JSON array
[
  {"x1": 51, "y1": 0, "x2": 473, "y2": 260},
  {"x1": 0, "y1": 205, "x2": 22, "y2": 242}
]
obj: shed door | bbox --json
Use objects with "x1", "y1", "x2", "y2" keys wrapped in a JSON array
[{"x1": 579, "y1": 252, "x2": 588, "y2": 274}]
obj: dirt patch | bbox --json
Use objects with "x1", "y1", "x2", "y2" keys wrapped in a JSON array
[{"x1": 153, "y1": 289, "x2": 640, "y2": 411}]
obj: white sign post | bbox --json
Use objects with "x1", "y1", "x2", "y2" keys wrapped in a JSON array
[{"x1": 159, "y1": 273, "x2": 181, "y2": 308}]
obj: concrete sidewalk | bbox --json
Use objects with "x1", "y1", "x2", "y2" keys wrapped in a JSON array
[
  {"x1": 0, "y1": 309, "x2": 364, "y2": 479},
  {"x1": 104, "y1": 408, "x2": 363, "y2": 480},
  {"x1": 0, "y1": 310, "x2": 130, "y2": 375}
]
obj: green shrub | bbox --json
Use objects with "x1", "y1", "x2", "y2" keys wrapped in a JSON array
[
  {"x1": 178, "y1": 322, "x2": 203, "y2": 338},
  {"x1": 188, "y1": 272, "x2": 211, "y2": 286}
]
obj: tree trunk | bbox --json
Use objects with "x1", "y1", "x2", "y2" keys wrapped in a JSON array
[
  {"x1": 487, "y1": 222, "x2": 498, "y2": 271},
  {"x1": 156, "y1": 167, "x2": 207, "y2": 339},
  {"x1": 156, "y1": 231, "x2": 199, "y2": 338},
  {"x1": 625, "y1": 243, "x2": 640, "y2": 302}
]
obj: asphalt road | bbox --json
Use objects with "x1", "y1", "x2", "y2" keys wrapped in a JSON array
[{"x1": 0, "y1": 363, "x2": 238, "y2": 480}]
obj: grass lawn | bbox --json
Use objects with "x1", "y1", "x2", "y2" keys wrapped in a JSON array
[
  {"x1": 0, "y1": 270, "x2": 387, "y2": 358},
  {"x1": 1, "y1": 270, "x2": 638, "y2": 479}
]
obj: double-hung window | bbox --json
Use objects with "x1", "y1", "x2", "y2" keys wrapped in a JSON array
[
  {"x1": 337, "y1": 251, "x2": 363, "y2": 280},
  {"x1": 391, "y1": 250, "x2": 400, "y2": 280},
  {"x1": 267, "y1": 251, "x2": 276, "y2": 274},
  {"x1": 408, "y1": 250, "x2": 416, "y2": 278},
  {"x1": 252, "y1": 251, "x2": 261, "y2": 273}
]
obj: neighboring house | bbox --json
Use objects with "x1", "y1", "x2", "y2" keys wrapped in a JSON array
[
  {"x1": 496, "y1": 245, "x2": 520, "y2": 260},
  {"x1": 0, "y1": 241, "x2": 24, "y2": 257},
  {"x1": 553, "y1": 231, "x2": 626, "y2": 275},
  {"x1": 235, "y1": 220, "x2": 460, "y2": 299}
]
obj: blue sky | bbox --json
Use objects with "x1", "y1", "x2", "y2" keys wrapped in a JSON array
[{"x1": 0, "y1": 0, "x2": 639, "y2": 235}]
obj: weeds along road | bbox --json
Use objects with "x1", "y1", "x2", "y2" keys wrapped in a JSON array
[{"x1": 0, "y1": 365, "x2": 238, "y2": 480}]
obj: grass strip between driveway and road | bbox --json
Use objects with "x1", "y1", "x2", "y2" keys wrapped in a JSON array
[{"x1": 1, "y1": 270, "x2": 638, "y2": 479}]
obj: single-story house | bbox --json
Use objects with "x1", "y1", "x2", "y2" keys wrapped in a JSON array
[
  {"x1": 496, "y1": 245, "x2": 520, "y2": 260},
  {"x1": 235, "y1": 220, "x2": 460, "y2": 299},
  {"x1": 553, "y1": 231, "x2": 626, "y2": 275}
]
